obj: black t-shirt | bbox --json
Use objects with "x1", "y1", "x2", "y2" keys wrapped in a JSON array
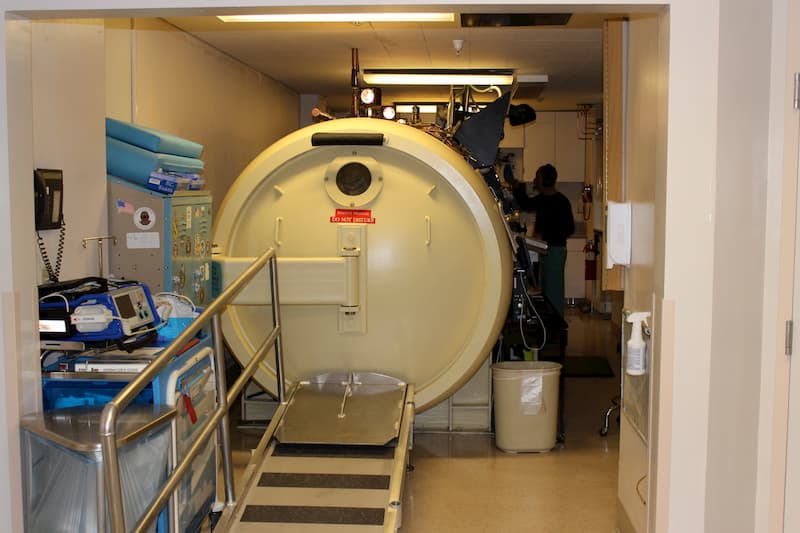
[{"x1": 529, "y1": 192, "x2": 575, "y2": 247}]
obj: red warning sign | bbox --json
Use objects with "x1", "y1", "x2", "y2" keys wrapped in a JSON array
[{"x1": 330, "y1": 209, "x2": 376, "y2": 224}]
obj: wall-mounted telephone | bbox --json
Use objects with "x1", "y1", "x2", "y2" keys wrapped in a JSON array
[
  {"x1": 34, "y1": 168, "x2": 64, "y2": 231},
  {"x1": 34, "y1": 168, "x2": 65, "y2": 282}
]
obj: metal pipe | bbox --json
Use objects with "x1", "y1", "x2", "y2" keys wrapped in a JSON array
[
  {"x1": 269, "y1": 256, "x2": 287, "y2": 403},
  {"x1": 352, "y1": 48, "x2": 360, "y2": 117},
  {"x1": 383, "y1": 385, "x2": 415, "y2": 533},
  {"x1": 101, "y1": 247, "x2": 276, "y2": 532},
  {"x1": 81, "y1": 235, "x2": 116, "y2": 278},
  {"x1": 133, "y1": 318, "x2": 280, "y2": 532},
  {"x1": 226, "y1": 327, "x2": 280, "y2": 404},
  {"x1": 209, "y1": 399, "x2": 290, "y2": 532},
  {"x1": 102, "y1": 403, "x2": 125, "y2": 531},
  {"x1": 133, "y1": 396, "x2": 230, "y2": 531},
  {"x1": 311, "y1": 107, "x2": 335, "y2": 121},
  {"x1": 212, "y1": 314, "x2": 236, "y2": 505}
]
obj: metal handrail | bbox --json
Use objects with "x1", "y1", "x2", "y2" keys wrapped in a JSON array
[{"x1": 100, "y1": 247, "x2": 284, "y2": 532}]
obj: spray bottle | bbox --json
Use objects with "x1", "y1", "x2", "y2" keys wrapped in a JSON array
[{"x1": 626, "y1": 312, "x2": 651, "y2": 376}]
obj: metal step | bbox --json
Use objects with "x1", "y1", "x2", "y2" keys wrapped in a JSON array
[
  {"x1": 220, "y1": 378, "x2": 414, "y2": 533},
  {"x1": 233, "y1": 522, "x2": 383, "y2": 533},
  {"x1": 275, "y1": 372, "x2": 407, "y2": 446}
]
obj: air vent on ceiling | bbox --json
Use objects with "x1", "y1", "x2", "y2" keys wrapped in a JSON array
[{"x1": 460, "y1": 13, "x2": 572, "y2": 27}]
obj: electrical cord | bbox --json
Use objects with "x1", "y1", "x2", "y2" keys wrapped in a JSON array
[
  {"x1": 129, "y1": 320, "x2": 167, "y2": 336},
  {"x1": 516, "y1": 270, "x2": 548, "y2": 351},
  {"x1": 492, "y1": 334, "x2": 504, "y2": 364},
  {"x1": 155, "y1": 292, "x2": 197, "y2": 312},
  {"x1": 467, "y1": 84, "x2": 503, "y2": 98},
  {"x1": 101, "y1": 313, "x2": 167, "y2": 337},
  {"x1": 518, "y1": 314, "x2": 532, "y2": 350},
  {"x1": 116, "y1": 329, "x2": 159, "y2": 353},
  {"x1": 38, "y1": 292, "x2": 70, "y2": 312},
  {"x1": 635, "y1": 474, "x2": 648, "y2": 505},
  {"x1": 37, "y1": 222, "x2": 65, "y2": 282}
]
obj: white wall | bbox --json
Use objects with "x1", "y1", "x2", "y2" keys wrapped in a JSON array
[
  {"x1": 33, "y1": 20, "x2": 107, "y2": 281},
  {"x1": 2, "y1": 16, "x2": 299, "y2": 529},
  {"x1": 705, "y1": 0, "x2": 772, "y2": 530},
  {"x1": 763, "y1": 1, "x2": 800, "y2": 530},
  {"x1": 0, "y1": 16, "x2": 108, "y2": 531},
  {"x1": 107, "y1": 18, "x2": 299, "y2": 213},
  {"x1": 619, "y1": 13, "x2": 663, "y2": 532},
  {"x1": 659, "y1": 1, "x2": 718, "y2": 529},
  {"x1": 0, "y1": 19, "x2": 33, "y2": 533},
  {"x1": 105, "y1": 18, "x2": 133, "y2": 121}
]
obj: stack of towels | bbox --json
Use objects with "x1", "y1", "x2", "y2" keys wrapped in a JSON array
[{"x1": 105, "y1": 117, "x2": 205, "y2": 194}]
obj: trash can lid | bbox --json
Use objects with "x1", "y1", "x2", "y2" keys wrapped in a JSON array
[{"x1": 491, "y1": 361, "x2": 562, "y2": 374}]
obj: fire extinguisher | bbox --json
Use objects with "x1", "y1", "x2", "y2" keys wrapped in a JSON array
[{"x1": 584, "y1": 240, "x2": 597, "y2": 280}]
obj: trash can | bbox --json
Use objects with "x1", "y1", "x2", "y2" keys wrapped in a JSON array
[{"x1": 492, "y1": 361, "x2": 562, "y2": 452}]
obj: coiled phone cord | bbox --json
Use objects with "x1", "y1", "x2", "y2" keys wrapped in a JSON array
[{"x1": 37, "y1": 221, "x2": 65, "y2": 282}]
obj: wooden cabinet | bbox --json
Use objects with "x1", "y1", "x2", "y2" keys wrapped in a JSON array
[
  {"x1": 603, "y1": 19, "x2": 625, "y2": 291},
  {"x1": 499, "y1": 118, "x2": 525, "y2": 149},
  {"x1": 522, "y1": 111, "x2": 585, "y2": 182},
  {"x1": 514, "y1": 111, "x2": 589, "y2": 300},
  {"x1": 555, "y1": 112, "x2": 585, "y2": 182},
  {"x1": 565, "y1": 237, "x2": 586, "y2": 299},
  {"x1": 522, "y1": 112, "x2": 555, "y2": 181}
]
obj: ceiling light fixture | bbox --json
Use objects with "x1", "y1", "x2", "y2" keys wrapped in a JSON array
[
  {"x1": 395, "y1": 104, "x2": 439, "y2": 114},
  {"x1": 218, "y1": 13, "x2": 455, "y2": 23},
  {"x1": 381, "y1": 106, "x2": 397, "y2": 120},
  {"x1": 363, "y1": 69, "x2": 515, "y2": 86},
  {"x1": 360, "y1": 87, "x2": 381, "y2": 106}
]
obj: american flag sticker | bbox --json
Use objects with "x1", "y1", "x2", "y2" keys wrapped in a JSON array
[{"x1": 116, "y1": 199, "x2": 134, "y2": 214}]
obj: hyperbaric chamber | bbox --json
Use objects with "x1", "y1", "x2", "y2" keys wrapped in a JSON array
[{"x1": 214, "y1": 118, "x2": 512, "y2": 411}]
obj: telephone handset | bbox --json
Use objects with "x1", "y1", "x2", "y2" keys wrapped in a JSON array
[
  {"x1": 34, "y1": 168, "x2": 64, "y2": 231},
  {"x1": 34, "y1": 168, "x2": 65, "y2": 282}
]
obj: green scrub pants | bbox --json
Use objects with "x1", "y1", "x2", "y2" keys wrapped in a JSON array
[{"x1": 541, "y1": 245, "x2": 567, "y2": 317}]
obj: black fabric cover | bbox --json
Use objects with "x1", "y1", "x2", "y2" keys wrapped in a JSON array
[
  {"x1": 508, "y1": 103, "x2": 537, "y2": 126},
  {"x1": 454, "y1": 92, "x2": 511, "y2": 168}
]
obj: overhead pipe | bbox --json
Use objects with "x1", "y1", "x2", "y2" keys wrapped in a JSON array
[
  {"x1": 352, "y1": 48, "x2": 360, "y2": 117},
  {"x1": 311, "y1": 107, "x2": 335, "y2": 121}
]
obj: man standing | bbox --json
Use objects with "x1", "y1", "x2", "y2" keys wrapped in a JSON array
[{"x1": 514, "y1": 163, "x2": 575, "y2": 317}]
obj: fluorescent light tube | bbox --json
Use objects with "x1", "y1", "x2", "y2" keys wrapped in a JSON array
[
  {"x1": 396, "y1": 104, "x2": 439, "y2": 114},
  {"x1": 363, "y1": 69, "x2": 514, "y2": 86},
  {"x1": 218, "y1": 13, "x2": 455, "y2": 23}
]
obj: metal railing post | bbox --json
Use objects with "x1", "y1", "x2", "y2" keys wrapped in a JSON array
[
  {"x1": 99, "y1": 247, "x2": 278, "y2": 532},
  {"x1": 269, "y1": 255, "x2": 287, "y2": 403},
  {"x1": 102, "y1": 403, "x2": 126, "y2": 531},
  {"x1": 212, "y1": 314, "x2": 236, "y2": 505}
]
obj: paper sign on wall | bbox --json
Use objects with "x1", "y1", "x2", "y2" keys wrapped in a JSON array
[{"x1": 127, "y1": 232, "x2": 160, "y2": 249}]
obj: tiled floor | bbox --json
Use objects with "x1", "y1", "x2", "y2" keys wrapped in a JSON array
[
  {"x1": 224, "y1": 306, "x2": 622, "y2": 533},
  {"x1": 401, "y1": 307, "x2": 622, "y2": 533}
]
